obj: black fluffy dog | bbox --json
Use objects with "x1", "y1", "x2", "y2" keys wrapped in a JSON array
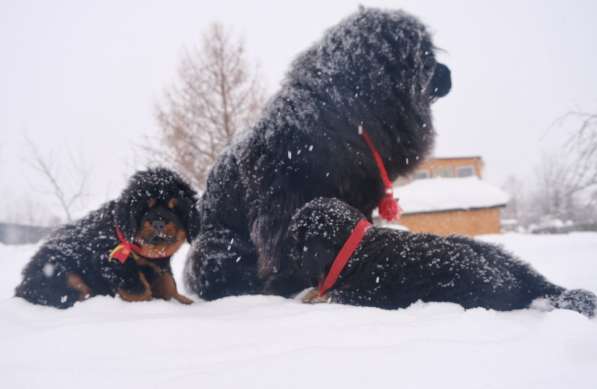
[
  {"x1": 287, "y1": 198, "x2": 596, "y2": 318},
  {"x1": 15, "y1": 168, "x2": 200, "y2": 309},
  {"x1": 184, "y1": 7, "x2": 452, "y2": 299}
]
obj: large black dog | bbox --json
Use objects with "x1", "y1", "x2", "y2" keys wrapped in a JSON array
[
  {"x1": 15, "y1": 168, "x2": 200, "y2": 309},
  {"x1": 288, "y1": 198, "x2": 596, "y2": 318},
  {"x1": 184, "y1": 7, "x2": 451, "y2": 299}
]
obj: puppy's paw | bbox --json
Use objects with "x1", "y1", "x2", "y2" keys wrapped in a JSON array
[
  {"x1": 118, "y1": 272, "x2": 152, "y2": 302},
  {"x1": 149, "y1": 271, "x2": 194, "y2": 305},
  {"x1": 66, "y1": 273, "x2": 92, "y2": 302},
  {"x1": 173, "y1": 293, "x2": 194, "y2": 305},
  {"x1": 301, "y1": 288, "x2": 330, "y2": 304}
]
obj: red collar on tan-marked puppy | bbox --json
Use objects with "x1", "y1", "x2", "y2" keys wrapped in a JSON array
[{"x1": 109, "y1": 226, "x2": 143, "y2": 263}]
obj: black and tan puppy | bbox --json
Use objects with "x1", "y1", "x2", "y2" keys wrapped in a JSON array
[
  {"x1": 15, "y1": 168, "x2": 200, "y2": 309},
  {"x1": 184, "y1": 7, "x2": 452, "y2": 300},
  {"x1": 288, "y1": 198, "x2": 596, "y2": 318}
]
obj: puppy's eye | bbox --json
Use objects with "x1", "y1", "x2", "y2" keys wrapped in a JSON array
[
  {"x1": 147, "y1": 198, "x2": 157, "y2": 208},
  {"x1": 167, "y1": 198, "x2": 177, "y2": 209}
]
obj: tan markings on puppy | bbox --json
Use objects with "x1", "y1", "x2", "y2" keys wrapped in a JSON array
[
  {"x1": 117, "y1": 272, "x2": 152, "y2": 302},
  {"x1": 172, "y1": 292, "x2": 194, "y2": 305},
  {"x1": 302, "y1": 288, "x2": 330, "y2": 304},
  {"x1": 131, "y1": 255, "x2": 193, "y2": 305},
  {"x1": 66, "y1": 273, "x2": 92, "y2": 301},
  {"x1": 147, "y1": 198, "x2": 157, "y2": 208},
  {"x1": 137, "y1": 220, "x2": 154, "y2": 240},
  {"x1": 135, "y1": 227, "x2": 187, "y2": 259},
  {"x1": 167, "y1": 198, "x2": 177, "y2": 209},
  {"x1": 150, "y1": 272, "x2": 194, "y2": 305}
]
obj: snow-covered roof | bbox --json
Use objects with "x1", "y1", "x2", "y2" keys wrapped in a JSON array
[
  {"x1": 426, "y1": 155, "x2": 482, "y2": 161},
  {"x1": 396, "y1": 177, "x2": 510, "y2": 215}
]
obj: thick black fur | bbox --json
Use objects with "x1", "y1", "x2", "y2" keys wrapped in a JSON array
[
  {"x1": 184, "y1": 7, "x2": 452, "y2": 300},
  {"x1": 15, "y1": 168, "x2": 200, "y2": 309},
  {"x1": 288, "y1": 198, "x2": 596, "y2": 318}
]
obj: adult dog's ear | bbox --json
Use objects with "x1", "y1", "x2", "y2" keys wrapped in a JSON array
[
  {"x1": 429, "y1": 63, "x2": 451, "y2": 98},
  {"x1": 185, "y1": 202, "x2": 201, "y2": 243}
]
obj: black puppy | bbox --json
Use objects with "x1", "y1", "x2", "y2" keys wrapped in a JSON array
[
  {"x1": 287, "y1": 198, "x2": 596, "y2": 318},
  {"x1": 15, "y1": 168, "x2": 200, "y2": 309},
  {"x1": 184, "y1": 7, "x2": 452, "y2": 300}
]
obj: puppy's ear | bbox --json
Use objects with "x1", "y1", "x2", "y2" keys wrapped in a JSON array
[
  {"x1": 430, "y1": 63, "x2": 451, "y2": 98},
  {"x1": 287, "y1": 206, "x2": 311, "y2": 266},
  {"x1": 176, "y1": 191, "x2": 201, "y2": 243},
  {"x1": 287, "y1": 220, "x2": 307, "y2": 253},
  {"x1": 113, "y1": 196, "x2": 137, "y2": 241}
]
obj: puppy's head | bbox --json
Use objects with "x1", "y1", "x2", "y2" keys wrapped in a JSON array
[
  {"x1": 115, "y1": 167, "x2": 200, "y2": 259},
  {"x1": 287, "y1": 198, "x2": 365, "y2": 287}
]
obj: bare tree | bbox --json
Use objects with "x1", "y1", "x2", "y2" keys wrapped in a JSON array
[
  {"x1": 25, "y1": 137, "x2": 88, "y2": 223},
  {"x1": 522, "y1": 111, "x2": 597, "y2": 226},
  {"x1": 562, "y1": 111, "x2": 597, "y2": 195},
  {"x1": 501, "y1": 175, "x2": 527, "y2": 222},
  {"x1": 531, "y1": 152, "x2": 580, "y2": 222},
  {"x1": 152, "y1": 23, "x2": 266, "y2": 190},
  {"x1": 500, "y1": 111, "x2": 597, "y2": 230}
]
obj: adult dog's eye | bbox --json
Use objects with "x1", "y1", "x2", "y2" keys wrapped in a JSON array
[
  {"x1": 168, "y1": 198, "x2": 177, "y2": 209},
  {"x1": 147, "y1": 198, "x2": 157, "y2": 208}
]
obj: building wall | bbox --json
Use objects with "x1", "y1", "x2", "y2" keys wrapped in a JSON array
[
  {"x1": 398, "y1": 207, "x2": 502, "y2": 236},
  {"x1": 414, "y1": 157, "x2": 483, "y2": 179}
]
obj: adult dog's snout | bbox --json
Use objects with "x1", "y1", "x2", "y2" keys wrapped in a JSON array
[{"x1": 430, "y1": 63, "x2": 451, "y2": 98}]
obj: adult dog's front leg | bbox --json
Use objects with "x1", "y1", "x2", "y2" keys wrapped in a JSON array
[
  {"x1": 251, "y1": 212, "x2": 309, "y2": 296},
  {"x1": 184, "y1": 227, "x2": 262, "y2": 300}
]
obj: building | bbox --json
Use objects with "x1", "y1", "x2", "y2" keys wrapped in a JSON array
[
  {"x1": 378, "y1": 156, "x2": 509, "y2": 236},
  {"x1": 401, "y1": 156, "x2": 484, "y2": 182},
  {"x1": 0, "y1": 223, "x2": 53, "y2": 245}
]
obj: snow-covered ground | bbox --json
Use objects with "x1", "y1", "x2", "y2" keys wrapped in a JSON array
[{"x1": 1, "y1": 233, "x2": 596, "y2": 389}]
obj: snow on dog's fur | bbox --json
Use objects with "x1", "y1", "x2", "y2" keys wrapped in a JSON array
[
  {"x1": 288, "y1": 198, "x2": 596, "y2": 318},
  {"x1": 184, "y1": 7, "x2": 451, "y2": 299}
]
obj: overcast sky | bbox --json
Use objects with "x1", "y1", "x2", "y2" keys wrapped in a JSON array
[{"x1": 1, "y1": 0, "x2": 596, "y2": 223}]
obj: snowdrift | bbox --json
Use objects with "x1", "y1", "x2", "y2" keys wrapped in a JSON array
[{"x1": 1, "y1": 233, "x2": 596, "y2": 388}]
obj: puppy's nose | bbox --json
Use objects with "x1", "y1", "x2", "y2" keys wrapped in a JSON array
[{"x1": 152, "y1": 220, "x2": 166, "y2": 233}]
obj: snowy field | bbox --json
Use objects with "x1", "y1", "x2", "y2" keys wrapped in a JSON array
[{"x1": 1, "y1": 233, "x2": 596, "y2": 389}]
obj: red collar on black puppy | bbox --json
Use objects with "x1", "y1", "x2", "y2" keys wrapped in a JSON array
[{"x1": 318, "y1": 218, "x2": 372, "y2": 297}]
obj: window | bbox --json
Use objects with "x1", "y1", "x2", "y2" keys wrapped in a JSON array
[
  {"x1": 456, "y1": 166, "x2": 475, "y2": 177},
  {"x1": 413, "y1": 170, "x2": 429, "y2": 180},
  {"x1": 433, "y1": 167, "x2": 453, "y2": 178}
]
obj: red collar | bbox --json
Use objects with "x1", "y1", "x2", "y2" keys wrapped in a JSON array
[
  {"x1": 318, "y1": 219, "x2": 372, "y2": 296},
  {"x1": 359, "y1": 125, "x2": 402, "y2": 221},
  {"x1": 109, "y1": 226, "x2": 143, "y2": 264}
]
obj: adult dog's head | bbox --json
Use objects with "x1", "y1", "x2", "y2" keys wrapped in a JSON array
[
  {"x1": 279, "y1": 7, "x2": 451, "y2": 174},
  {"x1": 114, "y1": 167, "x2": 200, "y2": 259}
]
